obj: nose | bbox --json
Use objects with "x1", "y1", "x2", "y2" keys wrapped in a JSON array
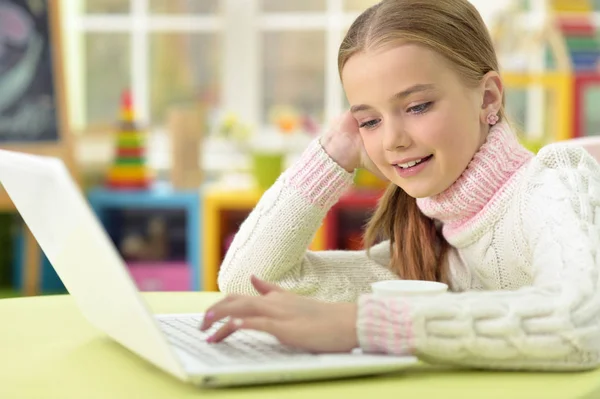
[{"x1": 382, "y1": 117, "x2": 409, "y2": 151}]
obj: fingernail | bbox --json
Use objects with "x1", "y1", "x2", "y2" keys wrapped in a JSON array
[
  {"x1": 206, "y1": 335, "x2": 215, "y2": 343},
  {"x1": 199, "y1": 312, "x2": 214, "y2": 331},
  {"x1": 232, "y1": 318, "x2": 243, "y2": 328}
]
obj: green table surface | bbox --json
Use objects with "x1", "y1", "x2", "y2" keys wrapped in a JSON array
[{"x1": 1, "y1": 292, "x2": 599, "y2": 399}]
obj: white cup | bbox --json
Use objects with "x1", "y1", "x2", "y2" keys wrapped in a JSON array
[{"x1": 371, "y1": 280, "x2": 448, "y2": 297}]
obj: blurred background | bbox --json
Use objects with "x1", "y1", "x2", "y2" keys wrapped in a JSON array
[{"x1": 0, "y1": 0, "x2": 598, "y2": 298}]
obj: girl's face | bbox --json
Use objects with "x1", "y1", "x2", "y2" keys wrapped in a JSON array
[{"x1": 342, "y1": 43, "x2": 498, "y2": 198}]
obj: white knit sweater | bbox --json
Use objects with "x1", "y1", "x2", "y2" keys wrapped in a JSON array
[{"x1": 218, "y1": 123, "x2": 600, "y2": 370}]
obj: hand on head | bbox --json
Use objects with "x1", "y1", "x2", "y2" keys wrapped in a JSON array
[{"x1": 321, "y1": 111, "x2": 388, "y2": 181}]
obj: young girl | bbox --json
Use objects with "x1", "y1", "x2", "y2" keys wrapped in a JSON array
[{"x1": 201, "y1": 0, "x2": 600, "y2": 370}]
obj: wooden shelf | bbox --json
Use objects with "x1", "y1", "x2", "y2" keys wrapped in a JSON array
[
  {"x1": 0, "y1": 188, "x2": 14, "y2": 210},
  {"x1": 502, "y1": 72, "x2": 573, "y2": 142}
]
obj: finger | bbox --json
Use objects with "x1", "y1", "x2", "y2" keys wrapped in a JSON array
[
  {"x1": 200, "y1": 294, "x2": 242, "y2": 330},
  {"x1": 251, "y1": 275, "x2": 284, "y2": 295},
  {"x1": 207, "y1": 317, "x2": 281, "y2": 344},
  {"x1": 207, "y1": 318, "x2": 243, "y2": 343},
  {"x1": 338, "y1": 110, "x2": 359, "y2": 134},
  {"x1": 329, "y1": 112, "x2": 344, "y2": 129},
  {"x1": 200, "y1": 296, "x2": 279, "y2": 331}
]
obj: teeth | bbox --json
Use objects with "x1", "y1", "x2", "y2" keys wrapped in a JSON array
[{"x1": 397, "y1": 158, "x2": 424, "y2": 169}]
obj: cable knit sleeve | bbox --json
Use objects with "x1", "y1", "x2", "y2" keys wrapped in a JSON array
[
  {"x1": 356, "y1": 146, "x2": 600, "y2": 370},
  {"x1": 217, "y1": 138, "x2": 399, "y2": 302}
]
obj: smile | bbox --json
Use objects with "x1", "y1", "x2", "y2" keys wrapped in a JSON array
[
  {"x1": 393, "y1": 155, "x2": 433, "y2": 178},
  {"x1": 395, "y1": 155, "x2": 433, "y2": 169}
]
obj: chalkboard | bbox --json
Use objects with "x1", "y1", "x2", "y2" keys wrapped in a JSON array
[
  {"x1": 0, "y1": 1, "x2": 73, "y2": 296},
  {"x1": 0, "y1": 0, "x2": 63, "y2": 143}
]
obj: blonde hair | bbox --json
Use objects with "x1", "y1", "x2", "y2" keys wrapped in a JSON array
[{"x1": 338, "y1": 0, "x2": 503, "y2": 283}]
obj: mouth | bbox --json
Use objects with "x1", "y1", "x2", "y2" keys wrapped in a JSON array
[{"x1": 394, "y1": 155, "x2": 433, "y2": 170}]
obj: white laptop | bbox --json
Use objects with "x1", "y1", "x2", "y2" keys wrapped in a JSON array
[{"x1": 0, "y1": 149, "x2": 418, "y2": 388}]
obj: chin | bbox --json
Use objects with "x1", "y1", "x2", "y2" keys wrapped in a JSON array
[
  {"x1": 391, "y1": 182, "x2": 429, "y2": 198},
  {"x1": 393, "y1": 180, "x2": 448, "y2": 199},
  {"x1": 403, "y1": 188, "x2": 435, "y2": 199}
]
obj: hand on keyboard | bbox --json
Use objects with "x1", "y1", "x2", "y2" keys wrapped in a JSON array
[
  {"x1": 158, "y1": 316, "x2": 315, "y2": 365},
  {"x1": 199, "y1": 275, "x2": 359, "y2": 353}
]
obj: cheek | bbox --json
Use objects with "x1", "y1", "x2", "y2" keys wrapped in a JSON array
[
  {"x1": 421, "y1": 102, "x2": 478, "y2": 153},
  {"x1": 360, "y1": 132, "x2": 385, "y2": 163},
  {"x1": 412, "y1": 112, "x2": 451, "y2": 149},
  {"x1": 432, "y1": 123, "x2": 481, "y2": 175}
]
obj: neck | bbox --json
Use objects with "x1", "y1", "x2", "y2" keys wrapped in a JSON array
[{"x1": 416, "y1": 122, "x2": 533, "y2": 236}]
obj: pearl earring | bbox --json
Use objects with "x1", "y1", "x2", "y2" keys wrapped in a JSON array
[{"x1": 486, "y1": 112, "x2": 499, "y2": 126}]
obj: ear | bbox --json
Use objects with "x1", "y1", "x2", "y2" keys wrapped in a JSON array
[{"x1": 479, "y1": 71, "x2": 503, "y2": 125}]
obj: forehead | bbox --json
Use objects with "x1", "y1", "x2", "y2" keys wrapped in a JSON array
[{"x1": 341, "y1": 44, "x2": 459, "y2": 103}]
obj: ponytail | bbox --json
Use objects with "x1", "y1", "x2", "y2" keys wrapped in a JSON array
[{"x1": 364, "y1": 184, "x2": 449, "y2": 283}]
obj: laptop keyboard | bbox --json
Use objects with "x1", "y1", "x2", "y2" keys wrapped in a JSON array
[{"x1": 157, "y1": 315, "x2": 317, "y2": 366}]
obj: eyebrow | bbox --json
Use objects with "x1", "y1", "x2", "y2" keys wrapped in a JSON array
[{"x1": 349, "y1": 84, "x2": 436, "y2": 114}]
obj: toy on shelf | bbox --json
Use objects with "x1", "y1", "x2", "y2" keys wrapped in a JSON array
[
  {"x1": 552, "y1": 15, "x2": 600, "y2": 71},
  {"x1": 120, "y1": 217, "x2": 169, "y2": 262},
  {"x1": 106, "y1": 90, "x2": 154, "y2": 190},
  {"x1": 269, "y1": 105, "x2": 301, "y2": 134},
  {"x1": 216, "y1": 111, "x2": 252, "y2": 143},
  {"x1": 168, "y1": 103, "x2": 205, "y2": 190},
  {"x1": 546, "y1": 0, "x2": 600, "y2": 71},
  {"x1": 491, "y1": 1, "x2": 571, "y2": 73},
  {"x1": 550, "y1": 0, "x2": 593, "y2": 13}
]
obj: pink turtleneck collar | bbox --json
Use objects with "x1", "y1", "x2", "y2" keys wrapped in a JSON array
[{"x1": 416, "y1": 122, "x2": 533, "y2": 237}]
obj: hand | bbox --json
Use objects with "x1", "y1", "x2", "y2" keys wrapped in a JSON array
[
  {"x1": 321, "y1": 111, "x2": 387, "y2": 181},
  {"x1": 200, "y1": 276, "x2": 359, "y2": 353}
]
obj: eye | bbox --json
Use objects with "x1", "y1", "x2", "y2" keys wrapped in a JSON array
[
  {"x1": 407, "y1": 102, "x2": 433, "y2": 115},
  {"x1": 359, "y1": 119, "x2": 380, "y2": 129}
]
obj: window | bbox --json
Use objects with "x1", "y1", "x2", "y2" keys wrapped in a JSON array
[
  {"x1": 149, "y1": 33, "x2": 221, "y2": 124},
  {"x1": 261, "y1": 0, "x2": 326, "y2": 12},
  {"x1": 66, "y1": 0, "x2": 503, "y2": 134},
  {"x1": 262, "y1": 31, "x2": 326, "y2": 123},
  {"x1": 343, "y1": 0, "x2": 379, "y2": 12},
  {"x1": 83, "y1": 0, "x2": 130, "y2": 14},
  {"x1": 149, "y1": 0, "x2": 220, "y2": 14},
  {"x1": 67, "y1": 0, "x2": 222, "y2": 129},
  {"x1": 84, "y1": 33, "x2": 130, "y2": 125}
]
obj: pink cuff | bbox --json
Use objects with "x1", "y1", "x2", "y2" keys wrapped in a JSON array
[
  {"x1": 356, "y1": 294, "x2": 415, "y2": 356},
  {"x1": 283, "y1": 138, "x2": 354, "y2": 210}
]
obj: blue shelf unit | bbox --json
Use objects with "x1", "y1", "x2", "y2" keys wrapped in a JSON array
[
  {"x1": 87, "y1": 183, "x2": 202, "y2": 291},
  {"x1": 13, "y1": 182, "x2": 202, "y2": 293}
]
